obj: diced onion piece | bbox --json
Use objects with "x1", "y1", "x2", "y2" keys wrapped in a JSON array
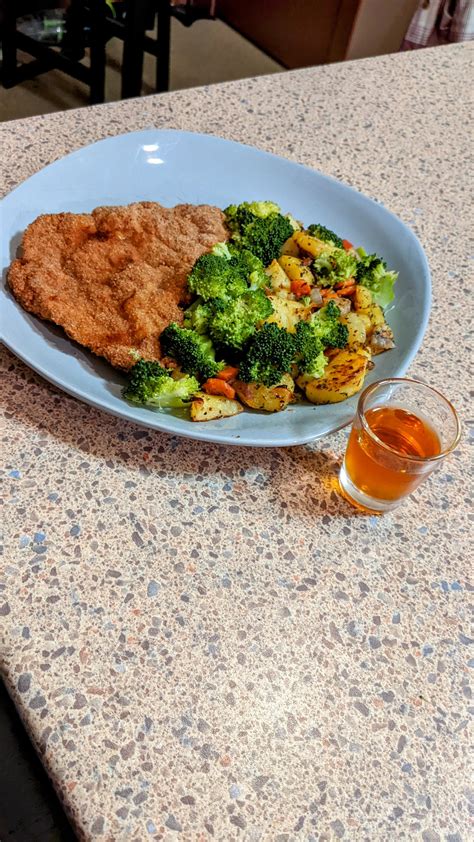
[{"x1": 310, "y1": 287, "x2": 323, "y2": 306}]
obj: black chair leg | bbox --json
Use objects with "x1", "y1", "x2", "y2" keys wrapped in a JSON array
[
  {"x1": 1, "y1": 1, "x2": 18, "y2": 88},
  {"x1": 61, "y1": 0, "x2": 87, "y2": 62},
  {"x1": 156, "y1": 0, "x2": 171, "y2": 93},
  {"x1": 89, "y1": 1, "x2": 107, "y2": 104},
  {"x1": 121, "y1": 0, "x2": 150, "y2": 99}
]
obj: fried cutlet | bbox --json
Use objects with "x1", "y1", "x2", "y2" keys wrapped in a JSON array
[{"x1": 8, "y1": 201, "x2": 228, "y2": 369}]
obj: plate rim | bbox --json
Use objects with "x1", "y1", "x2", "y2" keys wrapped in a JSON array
[{"x1": 0, "y1": 128, "x2": 432, "y2": 447}]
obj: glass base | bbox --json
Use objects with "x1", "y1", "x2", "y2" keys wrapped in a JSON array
[{"x1": 338, "y1": 464, "x2": 402, "y2": 514}]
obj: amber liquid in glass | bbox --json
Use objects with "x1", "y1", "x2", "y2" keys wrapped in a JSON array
[{"x1": 345, "y1": 406, "x2": 441, "y2": 501}]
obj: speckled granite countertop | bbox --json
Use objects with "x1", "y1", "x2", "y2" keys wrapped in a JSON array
[{"x1": 1, "y1": 43, "x2": 473, "y2": 842}]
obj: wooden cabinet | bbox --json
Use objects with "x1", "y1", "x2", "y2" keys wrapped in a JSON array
[{"x1": 218, "y1": 0, "x2": 419, "y2": 68}]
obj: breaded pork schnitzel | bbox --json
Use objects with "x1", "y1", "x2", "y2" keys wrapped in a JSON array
[{"x1": 8, "y1": 201, "x2": 228, "y2": 369}]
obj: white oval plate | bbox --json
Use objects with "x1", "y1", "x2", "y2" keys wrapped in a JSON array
[{"x1": 0, "y1": 129, "x2": 430, "y2": 447}]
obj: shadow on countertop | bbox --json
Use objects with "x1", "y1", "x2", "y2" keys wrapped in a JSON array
[
  {"x1": 2, "y1": 347, "x2": 371, "y2": 521},
  {"x1": 0, "y1": 679, "x2": 76, "y2": 842}
]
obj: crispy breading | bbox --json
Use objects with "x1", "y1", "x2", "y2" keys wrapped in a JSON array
[{"x1": 8, "y1": 201, "x2": 228, "y2": 369}]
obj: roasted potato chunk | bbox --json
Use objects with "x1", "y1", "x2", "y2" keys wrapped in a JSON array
[
  {"x1": 356, "y1": 312, "x2": 372, "y2": 333},
  {"x1": 265, "y1": 259, "x2": 291, "y2": 293},
  {"x1": 297, "y1": 350, "x2": 371, "y2": 404},
  {"x1": 280, "y1": 232, "x2": 301, "y2": 257},
  {"x1": 369, "y1": 303, "x2": 385, "y2": 327},
  {"x1": 353, "y1": 285, "x2": 373, "y2": 311},
  {"x1": 278, "y1": 255, "x2": 314, "y2": 285},
  {"x1": 293, "y1": 231, "x2": 329, "y2": 257},
  {"x1": 341, "y1": 311, "x2": 367, "y2": 350},
  {"x1": 357, "y1": 303, "x2": 385, "y2": 335},
  {"x1": 265, "y1": 294, "x2": 311, "y2": 333},
  {"x1": 234, "y1": 373, "x2": 295, "y2": 412},
  {"x1": 190, "y1": 393, "x2": 243, "y2": 422}
]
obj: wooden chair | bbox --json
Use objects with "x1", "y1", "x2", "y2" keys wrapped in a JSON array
[
  {"x1": 0, "y1": 0, "x2": 107, "y2": 104},
  {"x1": 0, "y1": 0, "x2": 216, "y2": 105},
  {"x1": 112, "y1": 0, "x2": 217, "y2": 98}
]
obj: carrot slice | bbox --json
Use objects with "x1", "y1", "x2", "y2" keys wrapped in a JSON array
[
  {"x1": 291, "y1": 279, "x2": 312, "y2": 298},
  {"x1": 321, "y1": 289, "x2": 340, "y2": 300},
  {"x1": 335, "y1": 277, "x2": 354, "y2": 289},
  {"x1": 337, "y1": 282, "x2": 356, "y2": 296},
  {"x1": 216, "y1": 366, "x2": 239, "y2": 382},
  {"x1": 203, "y1": 378, "x2": 236, "y2": 399},
  {"x1": 342, "y1": 239, "x2": 354, "y2": 251},
  {"x1": 335, "y1": 276, "x2": 356, "y2": 293}
]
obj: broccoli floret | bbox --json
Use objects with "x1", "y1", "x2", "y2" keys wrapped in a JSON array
[
  {"x1": 160, "y1": 323, "x2": 223, "y2": 380},
  {"x1": 225, "y1": 200, "x2": 281, "y2": 234},
  {"x1": 309, "y1": 300, "x2": 349, "y2": 349},
  {"x1": 228, "y1": 248, "x2": 267, "y2": 290},
  {"x1": 307, "y1": 223, "x2": 343, "y2": 249},
  {"x1": 123, "y1": 359, "x2": 199, "y2": 407},
  {"x1": 211, "y1": 241, "x2": 233, "y2": 259},
  {"x1": 247, "y1": 200, "x2": 281, "y2": 218},
  {"x1": 285, "y1": 212, "x2": 302, "y2": 232},
  {"x1": 183, "y1": 298, "x2": 213, "y2": 334},
  {"x1": 187, "y1": 253, "x2": 247, "y2": 302},
  {"x1": 312, "y1": 247, "x2": 357, "y2": 287},
  {"x1": 356, "y1": 253, "x2": 397, "y2": 308},
  {"x1": 293, "y1": 321, "x2": 328, "y2": 379},
  {"x1": 239, "y1": 323, "x2": 295, "y2": 387},
  {"x1": 187, "y1": 244, "x2": 268, "y2": 301},
  {"x1": 209, "y1": 289, "x2": 273, "y2": 351},
  {"x1": 240, "y1": 215, "x2": 294, "y2": 266},
  {"x1": 224, "y1": 202, "x2": 293, "y2": 266}
]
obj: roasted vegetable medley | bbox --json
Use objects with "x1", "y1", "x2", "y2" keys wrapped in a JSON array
[{"x1": 123, "y1": 201, "x2": 397, "y2": 421}]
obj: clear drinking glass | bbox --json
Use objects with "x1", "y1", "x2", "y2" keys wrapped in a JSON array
[{"x1": 339, "y1": 378, "x2": 461, "y2": 513}]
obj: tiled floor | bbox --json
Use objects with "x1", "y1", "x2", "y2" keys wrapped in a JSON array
[{"x1": 0, "y1": 18, "x2": 282, "y2": 121}]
